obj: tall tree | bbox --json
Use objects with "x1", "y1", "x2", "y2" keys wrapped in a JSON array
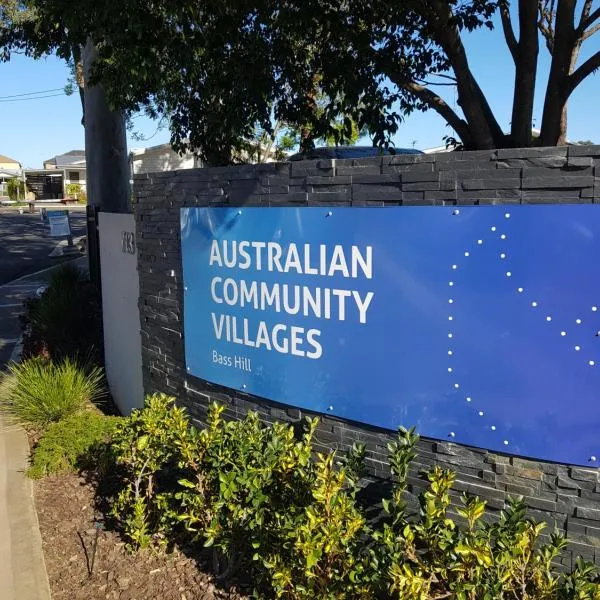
[
  {"x1": 76, "y1": 0, "x2": 600, "y2": 154},
  {"x1": 1, "y1": 0, "x2": 130, "y2": 212},
  {"x1": 4, "y1": 0, "x2": 598, "y2": 164}
]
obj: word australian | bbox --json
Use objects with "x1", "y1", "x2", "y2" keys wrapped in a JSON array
[{"x1": 208, "y1": 240, "x2": 375, "y2": 359}]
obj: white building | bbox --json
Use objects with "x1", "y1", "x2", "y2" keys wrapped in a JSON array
[
  {"x1": 43, "y1": 150, "x2": 87, "y2": 193},
  {"x1": 129, "y1": 144, "x2": 203, "y2": 175},
  {"x1": 0, "y1": 154, "x2": 23, "y2": 200}
]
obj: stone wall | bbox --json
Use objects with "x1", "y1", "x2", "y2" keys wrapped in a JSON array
[{"x1": 133, "y1": 145, "x2": 600, "y2": 567}]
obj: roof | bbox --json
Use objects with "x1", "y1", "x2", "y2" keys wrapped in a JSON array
[
  {"x1": 130, "y1": 143, "x2": 174, "y2": 157},
  {"x1": 44, "y1": 150, "x2": 86, "y2": 167},
  {"x1": 0, "y1": 154, "x2": 21, "y2": 165},
  {"x1": 287, "y1": 146, "x2": 423, "y2": 161},
  {"x1": 0, "y1": 169, "x2": 21, "y2": 178}
]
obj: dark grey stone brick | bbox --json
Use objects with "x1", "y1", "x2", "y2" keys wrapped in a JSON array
[
  {"x1": 568, "y1": 145, "x2": 600, "y2": 157},
  {"x1": 403, "y1": 181, "x2": 441, "y2": 191},
  {"x1": 133, "y1": 146, "x2": 600, "y2": 566},
  {"x1": 399, "y1": 168, "x2": 438, "y2": 183},
  {"x1": 461, "y1": 178, "x2": 521, "y2": 190},
  {"x1": 576, "y1": 507, "x2": 600, "y2": 521},
  {"x1": 497, "y1": 147, "x2": 568, "y2": 159},
  {"x1": 522, "y1": 176, "x2": 595, "y2": 189}
]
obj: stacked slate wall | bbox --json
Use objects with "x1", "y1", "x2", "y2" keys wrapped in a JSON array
[{"x1": 133, "y1": 145, "x2": 600, "y2": 567}]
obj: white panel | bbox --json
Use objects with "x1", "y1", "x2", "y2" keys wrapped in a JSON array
[{"x1": 98, "y1": 212, "x2": 144, "y2": 414}]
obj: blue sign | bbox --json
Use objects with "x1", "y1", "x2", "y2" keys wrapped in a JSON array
[
  {"x1": 47, "y1": 209, "x2": 71, "y2": 238},
  {"x1": 181, "y1": 206, "x2": 600, "y2": 466}
]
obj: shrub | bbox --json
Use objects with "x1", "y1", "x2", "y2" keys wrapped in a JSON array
[
  {"x1": 65, "y1": 183, "x2": 82, "y2": 199},
  {"x1": 108, "y1": 396, "x2": 600, "y2": 599},
  {"x1": 27, "y1": 410, "x2": 122, "y2": 479},
  {"x1": 20, "y1": 263, "x2": 103, "y2": 363},
  {"x1": 0, "y1": 357, "x2": 105, "y2": 428},
  {"x1": 110, "y1": 393, "x2": 189, "y2": 549},
  {"x1": 7, "y1": 178, "x2": 25, "y2": 201}
]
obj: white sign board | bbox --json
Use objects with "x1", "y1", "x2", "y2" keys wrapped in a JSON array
[
  {"x1": 47, "y1": 210, "x2": 71, "y2": 238},
  {"x1": 99, "y1": 212, "x2": 144, "y2": 415}
]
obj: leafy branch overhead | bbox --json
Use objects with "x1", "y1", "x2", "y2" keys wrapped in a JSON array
[{"x1": 2, "y1": 0, "x2": 599, "y2": 163}]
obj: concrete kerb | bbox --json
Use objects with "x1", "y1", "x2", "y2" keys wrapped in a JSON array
[
  {"x1": 0, "y1": 412, "x2": 52, "y2": 600},
  {"x1": 0, "y1": 255, "x2": 88, "y2": 290},
  {"x1": 8, "y1": 338, "x2": 23, "y2": 365},
  {"x1": 0, "y1": 261, "x2": 91, "y2": 599}
]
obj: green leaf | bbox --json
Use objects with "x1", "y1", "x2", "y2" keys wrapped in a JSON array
[{"x1": 177, "y1": 479, "x2": 195, "y2": 489}]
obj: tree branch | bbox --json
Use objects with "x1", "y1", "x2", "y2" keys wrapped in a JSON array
[
  {"x1": 582, "y1": 21, "x2": 600, "y2": 41},
  {"x1": 430, "y1": 73, "x2": 458, "y2": 82},
  {"x1": 538, "y1": 0, "x2": 555, "y2": 53},
  {"x1": 400, "y1": 80, "x2": 473, "y2": 147},
  {"x1": 500, "y1": 0, "x2": 518, "y2": 63},
  {"x1": 567, "y1": 50, "x2": 600, "y2": 95},
  {"x1": 414, "y1": 77, "x2": 458, "y2": 87},
  {"x1": 580, "y1": 0, "x2": 594, "y2": 22},
  {"x1": 577, "y1": 1, "x2": 598, "y2": 34}
]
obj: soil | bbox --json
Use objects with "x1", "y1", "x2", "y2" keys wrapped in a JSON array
[{"x1": 34, "y1": 472, "x2": 247, "y2": 600}]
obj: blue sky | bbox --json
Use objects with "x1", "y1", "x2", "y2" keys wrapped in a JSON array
[{"x1": 1, "y1": 15, "x2": 598, "y2": 168}]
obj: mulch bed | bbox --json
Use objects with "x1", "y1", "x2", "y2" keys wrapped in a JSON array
[{"x1": 34, "y1": 472, "x2": 247, "y2": 600}]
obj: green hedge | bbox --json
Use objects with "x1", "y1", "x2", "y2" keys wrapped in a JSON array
[{"x1": 108, "y1": 394, "x2": 600, "y2": 599}]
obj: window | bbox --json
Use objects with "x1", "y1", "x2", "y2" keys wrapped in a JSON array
[{"x1": 69, "y1": 171, "x2": 80, "y2": 182}]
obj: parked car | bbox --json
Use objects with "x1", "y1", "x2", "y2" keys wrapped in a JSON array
[{"x1": 286, "y1": 145, "x2": 423, "y2": 161}]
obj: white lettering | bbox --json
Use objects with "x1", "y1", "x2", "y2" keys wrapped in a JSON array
[
  {"x1": 290, "y1": 326, "x2": 305, "y2": 357},
  {"x1": 267, "y1": 242, "x2": 284, "y2": 272},
  {"x1": 332, "y1": 288, "x2": 352, "y2": 321},
  {"x1": 306, "y1": 329, "x2": 323, "y2": 359},
  {"x1": 353, "y1": 291, "x2": 374, "y2": 324},
  {"x1": 251, "y1": 241, "x2": 266, "y2": 270},
  {"x1": 209, "y1": 239, "x2": 222, "y2": 266},
  {"x1": 352, "y1": 246, "x2": 372, "y2": 279},
  {"x1": 211, "y1": 313, "x2": 225, "y2": 339},
  {"x1": 223, "y1": 278, "x2": 238, "y2": 305},
  {"x1": 272, "y1": 324, "x2": 289, "y2": 353},
  {"x1": 238, "y1": 241, "x2": 251, "y2": 269},
  {"x1": 328, "y1": 245, "x2": 350, "y2": 277},
  {"x1": 304, "y1": 244, "x2": 318, "y2": 275},
  {"x1": 211, "y1": 277, "x2": 223, "y2": 304},
  {"x1": 284, "y1": 243, "x2": 302, "y2": 273}
]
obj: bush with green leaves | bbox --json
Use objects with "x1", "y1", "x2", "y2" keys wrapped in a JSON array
[
  {"x1": 110, "y1": 393, "x2": 190, "y2": 549},
  {"x1": 108, "y1": 394, "x2": 600, "y2": 599},
  {"x1": 0, "y1": 357, "x2": 105, "y2": 428},
  {"x1": 65, "y1": 183, "x2": 82, "y2": 199},
  {"x1": 27, "y1": 410, "x2": 122, "y2": 479},
  {"x1": 20, "y1": 263, "x2": 103, "y2": 363},
  {"x1": 6, "y1": 178, "x2": 25, "y2": 201}
]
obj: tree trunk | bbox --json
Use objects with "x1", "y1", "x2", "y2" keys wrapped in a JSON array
[
  {"x1": 82, "y1": 38, "x2": 130, "y2": 213},
  {"x1": 429, "y1": 0, "x2": 504, "y2": 148},
  {"x1": 539, "y1": 0, "x2": 577, "y2": 146},
  {"x1": 510, "y1": 0, "x2": 539, "y2": 146}
]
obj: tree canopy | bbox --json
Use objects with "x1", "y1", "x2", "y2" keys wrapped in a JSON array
[{"x1": 2, "y1": 0, "x2": 599, "y2": 163}]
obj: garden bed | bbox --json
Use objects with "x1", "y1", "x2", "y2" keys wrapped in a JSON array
[{"x1": 34, "y1": 471, "x2": 246, "y2": 600}]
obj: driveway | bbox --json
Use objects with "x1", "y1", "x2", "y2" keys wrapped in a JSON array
[{"x1": 0, "y1": 210, "x2": 86, "y2": 285}]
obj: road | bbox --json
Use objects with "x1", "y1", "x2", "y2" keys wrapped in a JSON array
[
  {"x1": 0, "y1": 209, "x2": 87, "y2": 366},
  {"x1": 0, "y1": 210, "x2": 87, "y2": 285}
]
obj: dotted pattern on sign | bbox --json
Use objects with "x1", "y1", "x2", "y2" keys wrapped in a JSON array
[{"x1": 448, "y1": 209, "x2": 599, "y2": 462}]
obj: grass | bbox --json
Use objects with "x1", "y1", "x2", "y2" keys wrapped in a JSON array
[{"x1": 0, "y1": 357, "x2": 106, "y2": 429}]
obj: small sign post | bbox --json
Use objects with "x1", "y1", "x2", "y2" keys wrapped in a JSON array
[{"x1": 47, "y1": 209, "x2": 73, "y2": 247}]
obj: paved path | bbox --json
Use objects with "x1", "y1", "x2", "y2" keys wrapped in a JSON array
[
  {"x1": 0, "y1": 258, "x2": 87, "y2": 599},
  {"x1": 0, "y1": 415, "x2": 51, "y2": 600}
]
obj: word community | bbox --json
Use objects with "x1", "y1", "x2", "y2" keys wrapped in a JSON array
[{"x1": 207, "y1": 240, "x2": 376, "y2": 359}]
